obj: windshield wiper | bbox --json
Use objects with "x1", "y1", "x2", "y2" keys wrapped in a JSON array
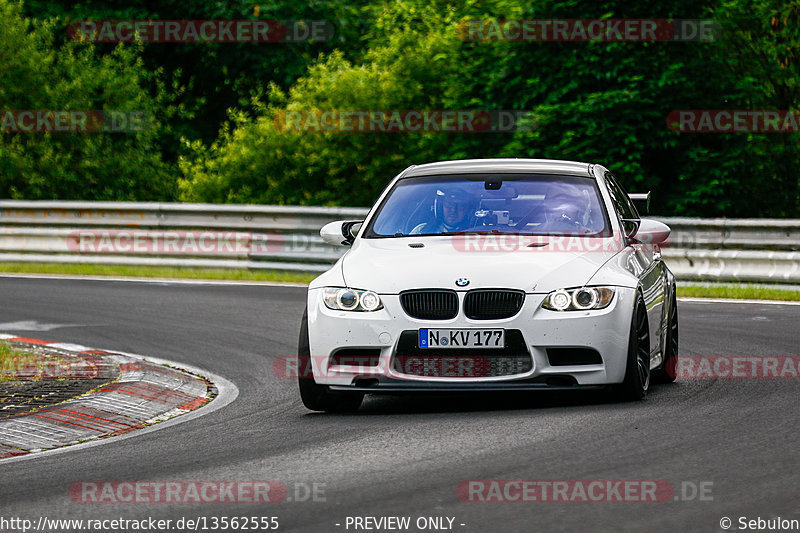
[{"x1": 460, "y1": 229, "x2": 503, "y2": 235}]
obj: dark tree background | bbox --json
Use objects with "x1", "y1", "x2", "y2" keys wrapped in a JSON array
[{"x1": 1, "y1": 0, "x2": 797, "y2": 216}]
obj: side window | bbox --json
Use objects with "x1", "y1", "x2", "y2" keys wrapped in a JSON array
[{"x1": 604, "y1": 172, "x2": 639, "y2": 220}]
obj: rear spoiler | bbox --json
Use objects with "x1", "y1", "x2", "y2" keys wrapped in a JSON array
[{"x1": 628, "y1": 192, "x2": 650, "y2": 213}]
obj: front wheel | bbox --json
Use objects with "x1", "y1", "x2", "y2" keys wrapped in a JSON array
[
  {"x1": 297, "y1": 308, "x2": 364, "y2": 412},
  {"x1": 612, "y1": 295, "x2": 650, "y2": 401}
]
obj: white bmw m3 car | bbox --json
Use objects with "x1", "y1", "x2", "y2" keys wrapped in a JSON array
[{"x1": 298, "y1": 159, "x2": 678, "y2": 411}]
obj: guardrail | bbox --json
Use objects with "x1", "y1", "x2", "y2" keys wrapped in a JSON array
[
  {"x1": 656, "y1": 218, "x2": 800, "y2": 283},
  {"x1": 1, "y1": 200, "x2": 798, "y2": 283}
]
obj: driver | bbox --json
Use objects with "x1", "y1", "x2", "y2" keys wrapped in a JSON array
[
  {"x1": 411, "y1": 187, "x2": 476, "y2": 234},
  {"x1": 542, "y1": 182, "x2": 592, "y2": 232}
]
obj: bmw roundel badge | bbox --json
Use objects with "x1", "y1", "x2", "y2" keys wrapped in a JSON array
[{"x1": 455, "y1": 278, "x2": 470, "y2": 287}]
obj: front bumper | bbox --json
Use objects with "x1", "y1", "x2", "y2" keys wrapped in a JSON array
[{"x1": 306, "y1": 287, "x2": 636, "y2": 390}]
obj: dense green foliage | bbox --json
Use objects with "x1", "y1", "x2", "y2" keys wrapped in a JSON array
[
  {"x1": 0, "y1": 0, "x2": 181, "y2": 200},
  {"x1": 2, "y1": 0, "x2": 799, "y2": 215}
]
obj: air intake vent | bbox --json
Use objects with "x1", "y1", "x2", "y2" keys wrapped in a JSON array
[
  {"x1": 464, "y1": 290, "x2": 525, "y2": 320},
  {"x1": 329, "y1": 348, "x2": 381, "y2": 367},
  {"x1": 546, "y1": 348, "x2": 603, "y2": 366},
  {"x1": 400, "y1": 290, "x2": 458, "y2": 320}
]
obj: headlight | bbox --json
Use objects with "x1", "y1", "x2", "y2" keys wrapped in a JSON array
[
  {"x1": 323, "y1": 287, "x2": 384, "y2": 312},
  {"x1": 542, "y1": 287, "x2": 614, "y2": 311}
]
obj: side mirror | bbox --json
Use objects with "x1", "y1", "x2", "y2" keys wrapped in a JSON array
[
  {"x1": 320, "y1": 220, "x2": 364, "y2": 246},
  {"x1": 626, "y1": 218, "x2": 670, "y2": 246}
]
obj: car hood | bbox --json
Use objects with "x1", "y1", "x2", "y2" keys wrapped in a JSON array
[{"x1": 342, "y1": 236, "x2": 621, "y2": 294}]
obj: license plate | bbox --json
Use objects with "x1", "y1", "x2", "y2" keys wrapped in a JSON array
[{"x1": 418, "y1": 329, "x2": 504, "y2": 349}]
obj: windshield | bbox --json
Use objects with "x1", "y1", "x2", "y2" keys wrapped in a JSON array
[{"x1": 364, "y1": 174, "x2": 610, "y2": 237}]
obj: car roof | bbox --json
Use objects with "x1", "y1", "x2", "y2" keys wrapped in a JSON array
[{"x1": 402, "y1": 158, "x2": 595, "y2": 178}]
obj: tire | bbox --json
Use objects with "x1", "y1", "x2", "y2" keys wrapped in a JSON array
[
  {"x1": 297, "y1": 308, "x2": 364, "y2": 412},
  {"x1": 652, "y1": 285, "x2": 678, "y2": 384},
  {"x1": 613, "y1": 295, "x2": 650, "y2": 401}
]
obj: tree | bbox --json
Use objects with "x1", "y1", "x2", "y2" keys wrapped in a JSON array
[{"x1": 0, "y1": 0, "x2": 178, "y2": 200}]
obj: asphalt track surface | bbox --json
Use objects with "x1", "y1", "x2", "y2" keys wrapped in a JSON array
[{"x1": 0, "y1": 276, "x2": 798, "y2": 532}]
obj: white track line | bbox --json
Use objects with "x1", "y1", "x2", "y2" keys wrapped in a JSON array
[
  {"x1": 0, "y1": 272, "x2": 308, "y2": 287},
  {"x1": 678, "y1": 297, "x2": 800, "y2": 306}
]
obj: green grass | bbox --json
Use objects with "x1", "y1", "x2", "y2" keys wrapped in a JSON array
[
  {"x1": 0, "y1": 342, "x2": 40, "y2": 382},
  {"x1": 0, "y1": 262, "x2": 317, "y2": 284},
  {"x1": 678, "y1": 283, "x2": 800, "y2": 301}
]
